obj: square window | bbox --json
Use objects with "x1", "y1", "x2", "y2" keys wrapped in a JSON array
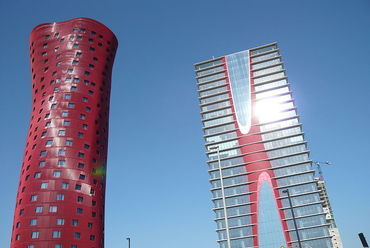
[
  {"x1": 71, "y1": 86, "x2": 77, "y2": 91},
  {"x1": 52, "y1": 231, "x2": 61, "y2": 238},
  {"x1": 16, "y1": 234, "x2": 20, "y2": 240},
  {"x1": 85, "y1": 107, "x2": 91, "y2": 111},
  {"x1": 65, "y1": 94, "x2": 72, "y2": 99},
  {"x1": 72, "y1": 219, "x2": 78, "y2": 226},
  {"x1": 31, "y1": 231, "x2": 39, "y2": 238},
  {"x1": 72, "y1": 60, "x2": 79, "y2": 65},
  {"x1": 40, "y1": 182, "x2": 48, "y2": 189},
  {"x1": 74, "y1": 232, "x2": 80, "y2": 239},
  {"x1": 82, "y1": 124, "x2": 88, "y2": 129},
  {"x1": 63, "y1": 121, "x2": 70, "y2": 126},
  {"x1": 69, "y1": 35, "x2": 75, "y2": 41},
  {"x1": 92, "y1": 200, "x2": 96, "y2": 206},
  {"x1": 72, "y1": 44, "x2": 79, "y2": 48},
  {"x1": 56, "y1": 218, "x2": 64, "y2": 225},
  {"x1": 35, "y1": 206, "x2": 43, "y2": 213},
  {"x1": 76, "y1": 52, "x2": 82, "y2": 57},
  {"x1": 67, "y1": 68, "x2": 73, "y2": 73},
  {"x1": 46, "y1": 140, "x2": 53, "y2": 146},
  {"x1": 55, "y1": 244, "x2": 63, "y2": 248},
  {"x1": 45, "y1": 121, "x2": 51, "y2": 127},
  {"x1": 77, "y1": 152, "x2": 84, "y2": 158},
  {"x1": 75, "y1": 184, "x2": 82, "y2": 190},
  {"x1": 39, "y1": 161, "x2": 46, "y2": 167},
  {"x1": 56, "y1": 194, "x2": 64, "y2": 200},
  {"x1": 34, "y1": 172, "x2": 41, "y2": 178},
  {"x1": 65, "y1": 77, "x2": 72, "y2": 82},
  {"x1": 84, "y1": 71, "x2": 90, "y2": 76},
  {"x1": 20, "y1": 209, "x2": 24, "y2": 215},
  {"x1": 76, "y1": 208, "x2": 83, "y2": 214},
  {"x1": 73, "y1": 78, "x2": 79, "y2": 83},
  {"x1": 61, "y1": 111, "x2": 68, "y2": 117},
  {"x1": 77, "y1": 196, "x2": 83, "y2": 202},
  {"x1": 77, "y1": 132, "x2": 84, "y2": 138},
  {"x1": 58, "y1": 130, "x2": 66, "y2": 136},
  {"x1": 83, "y1": 144, "x2": 90, "y2": 149},
  {"x1": 88, "y1": 222, "x2": 93, "y2": 228},
  {"x1": 65, "y1": 140, "x2": 73, "y2": 146},
  {"x1": 79, "y1": 174, "x2": 86, "y2": 180},
  {"x1": 54, "y1": 87, "x2": 60, "y2": 92},
  {"x1": 40, "y1": 151, "x2": 46, "y2": 156},
  {"x1": 90, "y1": 235, "x2": 95, "y2": 240},
  {"x1": 30, "y1": 219, "x2": 37, "y2": 226},
  {"x1": 83, "y1": 80, "x2": 89, "y2": 85},
  {"x1": 51, "y1": 104, "x2": 57, "y2": 109},
  {"x1": 77, "y1": 163, "x2": 84, "y2": 168},
  {"x1": 82, "y1": 97, "x2": 88, "y2": 102},
  {"x1": 80, "y1": 114, "x2": 86, "y2": 119},
  {"x1": 58, "y1": 150, "x2": 66, "y2": 156},
  {"x1": 68, "y1": 103, "x2": 75, "y2": 108},
  {"x1": 88, "y1": 64, "x2": 94, "y2": 69},
  {"x1": 41, "y1": 131, "x2": 47, "y2": 137},
  {"x1": 53, "y1": 171, "x2": 61, "y2": 177},
  {"x1": 57, "y1": 160, "x2": 66, "y2": 166},
  {"x1": 30, "y1": 195, "x2": 38, "y2": 201},
  {"x1": 49, "y1": 206, "x2": 58, "y2": 212},
  {"x1": 61, "y1": 182, "x2": 69, "y2": 189},
  {"x1": 45, "y1": 113, "x2": 50, "y2": 118}
]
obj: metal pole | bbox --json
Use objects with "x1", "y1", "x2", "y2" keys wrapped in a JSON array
[
  {"x1": 283, "y1": 189, "x2": 302, "y2": 248},
  {"x1": 126, "y1": 237, "x2": 131, "y2": 248},
  {"x1": 211, "y1": 146, "x2": 231, "y2": 248},
  {"x1": 359, "y1": 233, "x2": 369, "y2": 248}
]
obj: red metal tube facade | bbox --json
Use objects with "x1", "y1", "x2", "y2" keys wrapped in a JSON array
[{"x1": 10, "y1": 18, "x2": 118, "y2": 248}]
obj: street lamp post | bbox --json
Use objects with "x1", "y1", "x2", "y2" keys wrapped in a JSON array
[
  {"x1": 209, "y1": 146, "x2": 231, "y2": 248},
  {"x1": 282, "y1": 189, "x2": 302, "y2": 248},
  {"x1": 126, "y1": 237, "x2": 131, "y2": 248}
]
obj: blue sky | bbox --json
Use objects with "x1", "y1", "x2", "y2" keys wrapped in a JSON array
[{"x1": 0, "y1": 0, "x2": 369, "y2": 247}]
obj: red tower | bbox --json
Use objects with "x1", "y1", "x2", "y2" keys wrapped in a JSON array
[{"x1": 10, "y1": 18, "x2": 118, "y2": 248}]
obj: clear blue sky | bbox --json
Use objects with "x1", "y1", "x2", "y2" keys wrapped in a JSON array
[{"x1": 0, "y1": 0, "x2": 369, "y2": 247}]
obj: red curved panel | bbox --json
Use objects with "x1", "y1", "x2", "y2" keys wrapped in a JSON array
[{"x1": 10, "y1": 18, "x2": 118, "y2": 248}]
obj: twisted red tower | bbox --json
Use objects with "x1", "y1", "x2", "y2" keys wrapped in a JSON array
[{"x1": 10, "y1": 18, "x2": 118, "y2": 248}]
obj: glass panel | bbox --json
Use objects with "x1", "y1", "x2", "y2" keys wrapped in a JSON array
[
  {"x1": 199, "y1": 86, "x2": 228, "y2": 97},
  {"x1": 203, "y1": 108, "x2": 233, "y2": 120},
  {"x1": 198, "y1": 72, "x2": 226, "y2": 83},
  {"x1": 250, "y1": 45, "x2": 277, "y2": 55},
  {"x1": 226, "y1": 51, "x2": 251, "y2": 134},
  {"x1": 200, "y1": 93, "x2": 229, "y2": 105},
  {"x1": 252, "y1": 58, "x2": 281, "y2": 70},
  {"x1": 196, "y1": 59, "x2": 223, "y2": 70},
  {"x1": 253, "y1": 65, "x2": 283, "y2": 77},
  {"x1": 251, "y1": 51, "x2": 279, "y2": 63},
  {"x1": 258, "y1": 182, "x2": 287, "y2": 248},
  {"x1": 254, "y1": 79, "x2": 287, "y2": 92},
  {"x1": 199, "y1": 79, "x2": 227, "y2": 90},
  {"x1": 254, "y1": 72, "x2": 285, "y2": 84},
  {"x1": 197, "y1": 65, "x2": 225, "y2": 77}
]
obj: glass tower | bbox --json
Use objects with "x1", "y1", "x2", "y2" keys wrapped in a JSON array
[
  {"x1": 194, "y1": 43, "x2": 335, "y2": 248},
  {"x1": 10, "y1": 18, "x2": 117, "y2": 248}
]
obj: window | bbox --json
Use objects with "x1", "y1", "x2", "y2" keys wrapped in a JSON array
[
  {"x1": 55, "y1": 244, "x2": 63, "y2": 248},
  {"x1": 53, "y1": 171, "x2": 61, "y2": 177},
  {"x1": 56, "y1": 194, "x2": 64, "y2": 200},
  {"x1": 40, "y1": 182, "x2": 48, "y2": 189},
  {"x1": 56, "y1": 218, "x2": 65, "y2": 225},
  {"x1": 92, "y1": 200, "x2": 96, "y2": 206},
  {"x1": 40, "y1": 150, "x2": 46, "y2": 156},
  {"x1": 72, "y1": 219, "x2": 78, "y2": 226},
  {"x1": 82, "y1": 97, "x2": 88, "y2": 102},
  {"x1": 57, "y1": 160, "x2": 66, "y2": 166},
  {"x1": 45, "y1": 140, "x2": 53, "y2": 146},
  {"x1": 82, "y1": 124, "x2": 88, "y2": 129},
  {"x1": 75, "y1": 184, "x2": 82, "y2": 190},
  {"x1": 61, "y1": 111, "x2": 68, "y2": 117},
  {"x1": 74, "y1": 232, "x2": 80, "y2": 239},
  {"x1": 19, "y1": 209, "x2": 24, "y2": 215},
  {"x1": 49, "y1": 206, "x2": 58, "y2": 212},
  {"x1": 30, "y1": 219, "x2": 37, "y2": 226},
  {"x1": 78, "y1": 163, "x2": 84, "y2": 168},
  {"x1": 77, "y1": 132, "x2": 84, "y2": 137},
  {"x1": 72, "y1": 60, "x2": 79, "y2": 65},
  {"x1": 31, "y1": 231, "x2": 39, "y2": 238},
  {"x1": 16, "y1": 221, "x2": 20, "y2": 228},
  {"x1": 68, "y1": 103, "x2": 75, "y2": 108},
  {"x1": 78, "y1": 152, "x2": 84, "y2": 158},
  {"x1": 58, "y1": 130, "x2": 66, "y2": 136},
  {"x1": 28, "y1": 245, "x2": 34, "y2": 248},
  {"x1": 41, "y1": 131, "x2": 47, "y2": 137},
  {"x1": 84, "y1": 71, "x2": 90, "y2": 76},
  {"x1": 63, "y1": 121, "x2": 70, "y2": 126},
  {"x1": 58, "y1": 150, "x2": 66, "y2": 156},
  {"x1": 71, "y1": 86, "x2": 77, "y2": 91},
  {"x1": 34, "y1": 172, "x2": 41, "y2": 178},
  {"x1": 45, "y1": 121, "x2": 51, "y2": 127},
  {"x1": 88, "y1": 222, "x2": 93, "y2": 228},
  {"x1": 90, "y1": 235, "x2": 95, "y2": 240},
  {"x1": 73, "y1": 78, "x2": 79, "y2": 83},
  {"x1": 79, "y1": 174, "x2": 85, "y2": 180},
  {"x1": 85, "y1": 106, "x2": 91, "y2": 111},
  {"x1": 83, "y1": 144, "x2": 89, "y2": 149},
  {"x1": 52, "y1": 231, "x2": 61, "y2": 238},
  {"x1": 30, "y1": 195, "x2": 37, "y2": 201},
  {"x1": 76, "y1": 52, "x2": 82, "y2": 57},
  {"x1": 39, "y1": 161, "x2": 46, "y2": 167},
  {"x1": 80, "y1": 114, "x2": 86, "y2": 119},
  {"x1": 72, "y1": 44, "x2": 79, "y2": 48},
  {"x1": 61, "y1": 182, "x2": 69, "y2": 189},
  {"x1": 35, "y1": 206, "x2": 43, "y2": 213},
  {"x1": 66, "y1": 77, "x2": 72, "y2": 82},
  {"x1": 65, "y1": 94, "x2": 72, "y2": 99},
  {"x1": 16, "y1": 234, "x2": 20, "y2": 240},
  {"x1": 76, "y1": 208, "x2": 83, "y2": 214}
]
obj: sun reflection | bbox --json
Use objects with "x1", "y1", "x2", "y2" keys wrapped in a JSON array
[{"x1": 254, "y1": 98, "x2": 289, "y2": 123}]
